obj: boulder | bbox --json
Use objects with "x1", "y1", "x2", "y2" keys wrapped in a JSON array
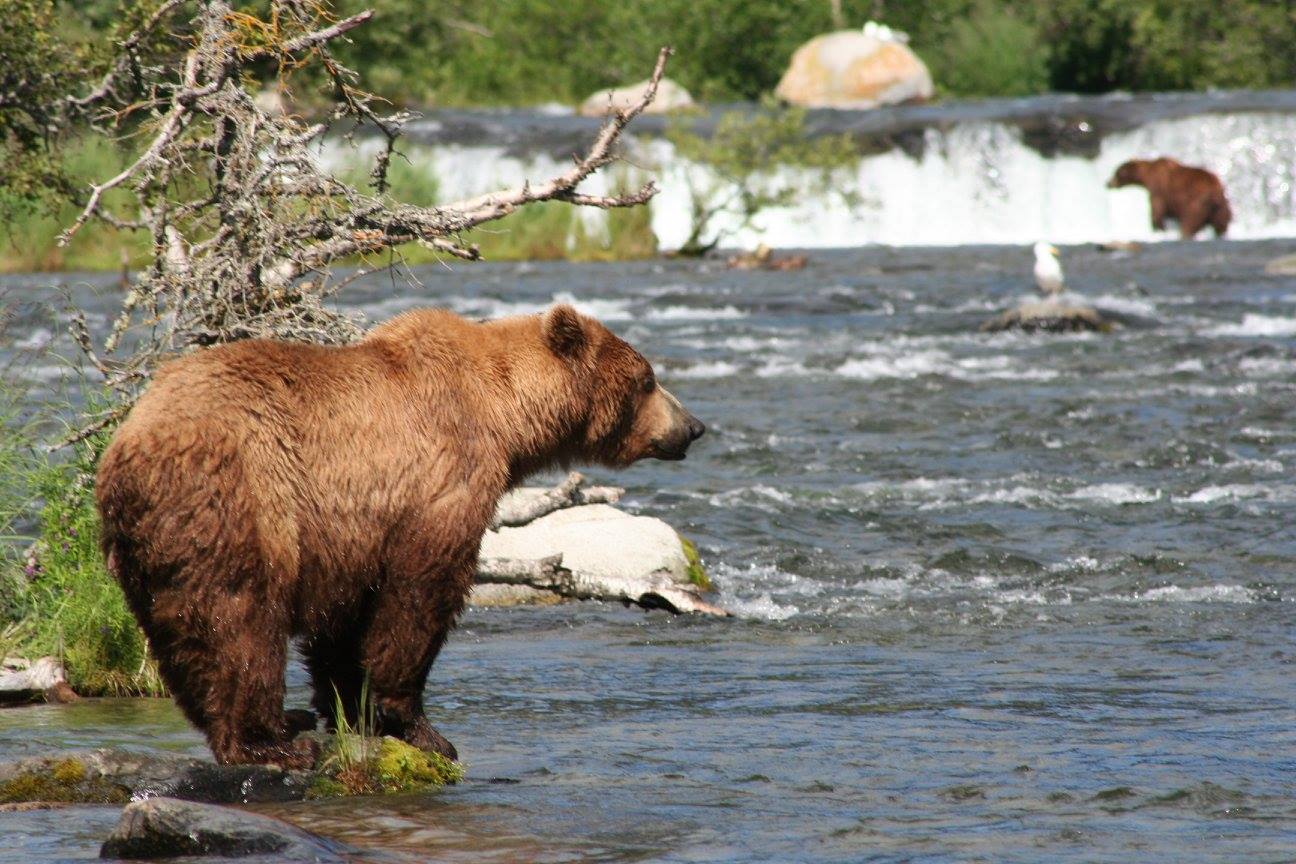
[
  {"x1": 578, "y1": 77, "x2": 695, "y2": 117},
  {"x1": 982, "y1": 299, "x2": 1112, "y2": 333},
  {"x1": 477, "y1": 504, "x2": 727, "y2": 615},
  {"x1": 101, "y1": 797, "x2": 347, "y2": 861},
  {"x1": 775, "y1": 29, "x2": 933, "y2": 109},
  {"x1": 0, "y1": 750, "x2": 313, "y2": 806}
]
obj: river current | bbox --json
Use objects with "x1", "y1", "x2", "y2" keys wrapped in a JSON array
[{"x1": 2, "y1": 239, "x2": 1295, "y2": 862}]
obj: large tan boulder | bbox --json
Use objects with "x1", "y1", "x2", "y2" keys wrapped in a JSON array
[
  {"x1": 578, "y1": 77, "x2": 696, "y2": 117},
  {"x1": 775, "y1": 29, "x2": 934, "y2": 109}
]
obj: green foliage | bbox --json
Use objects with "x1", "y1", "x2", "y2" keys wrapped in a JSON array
[
  {"x1": 1039, "y1": 0, "x2": 1296, "y2": 93},
  {"x1": 310, "y1": 680, "x2": 463, "y2": 798},
  {"x1": 0, "y1": 137, "x2": 151, "y2": 273},
  {"x1": 678, "y1": 534, "x2": 712, "y2": 591},
  {"x1": 667, "y1": 100, "x2": 858, "y2": 254},
  {"x1": 0, "y1": 414, "x2": 164, "y2": 697},
  {"x1": 926, "y1": 2, "x2": 1049, "y2": 97}
]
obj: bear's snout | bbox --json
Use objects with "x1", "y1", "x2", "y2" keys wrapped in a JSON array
[
  {"x1": 687, "y1": 415, "x2": 706, "y2": 442},
  {"x1": 645, "y1": 386, "x2": 705, "y2": 461}
]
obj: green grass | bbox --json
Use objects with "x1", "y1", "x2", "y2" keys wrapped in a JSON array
[
  {"x1": 0, "y1": 137, "x2": 152, "y2": 273},
  {"x1": 4, "y1": 140, "x2": 659, "y2": 273},
  {"x1": 0, "y1": 393, "x2": 164, "y2": 696},
  {"x1": 309, "y1": 679, "x2": 463, "y2": 798}
]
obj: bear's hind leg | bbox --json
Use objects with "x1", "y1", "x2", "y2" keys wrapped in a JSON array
[
  {"x1": 200, "y1": 597, "x2": 314, "y2": 768},
  {"x1": 357, "y1": 558, "x2": 471, "y2": 761}
]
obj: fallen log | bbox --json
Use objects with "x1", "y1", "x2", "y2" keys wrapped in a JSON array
[{"x1": 0, "y1": 657, "x2": 79, "y2": 706}]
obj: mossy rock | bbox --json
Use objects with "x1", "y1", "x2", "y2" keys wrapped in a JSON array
[
  {"x1": 0, "y1": 757, "x2": 130, "y2": 805},
  {"x1": 308, "y1": 737, "x2": 463, "y2": 799},
  {"x1": 678, "y1": 534, "x2": 712, "y2": 591}
]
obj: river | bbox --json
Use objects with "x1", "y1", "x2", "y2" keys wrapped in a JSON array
[
  {"x1": 324, "y1": 90, "x2": 1296, "y2": 248},
  {"x1": 1, "y1": 238, "x2": 1294, "y2": 861}
]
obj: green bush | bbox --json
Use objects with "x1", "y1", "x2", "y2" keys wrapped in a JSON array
[
  {"x1": 16, "y1": 439, "x2": 165, "y2": 696},
  {"x1": 926, "y1": 2, "x2": 1049, "y2": 97},
  {"x1": 666, "y1": 100, "x2": 858, "y2": 254},
  {"x1": 0, "y1": 397, "x2": 163, "y2": 697}
]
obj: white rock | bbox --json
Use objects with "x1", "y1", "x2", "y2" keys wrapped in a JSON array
[
  {"x1": 775, "y1": 30, "x2": 934, "y2": 109},
  {"x1": 578, "y1": 78, "x2": 696, "y2": 117},
  {"x1": 478, "y1": 504, "x2": 727, "y2": 615}
]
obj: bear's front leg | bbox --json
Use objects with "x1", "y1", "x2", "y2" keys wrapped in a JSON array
[{"x1": 357, "y1": 557, "x2": 472, "y2": 761}]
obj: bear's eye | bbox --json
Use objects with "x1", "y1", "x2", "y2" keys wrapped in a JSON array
[{"x1": 641, "y1": 372, "x2": 656, "y2": 394}]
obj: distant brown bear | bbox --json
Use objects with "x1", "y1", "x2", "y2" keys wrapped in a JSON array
[
  {"x1": 95, "y1": 305, "x2": 704, "y2": 767},
  {"x1": 1107, "y1": 158, "x2": 1231, "y2": 239}
]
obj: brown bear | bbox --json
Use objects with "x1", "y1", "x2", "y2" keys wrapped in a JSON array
[
  {"x1": 95, "y1": 304, "x2": 704, "y2": 767},
  {"x1": 1106, "y1": 158, "x2": 1231, "y2": 239}
]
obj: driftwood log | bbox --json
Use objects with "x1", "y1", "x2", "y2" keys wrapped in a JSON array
[{"x1": 0, "y1": 658, "x2": 78, "y2": 706}]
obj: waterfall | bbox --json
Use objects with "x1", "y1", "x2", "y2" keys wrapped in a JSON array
[{"x1": 321, "y1": 92, "x2": 1296, "y2": 248}]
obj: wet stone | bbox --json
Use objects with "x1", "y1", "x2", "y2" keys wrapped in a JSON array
[
  {"x1": 0, "y1": 750, "x2": 313, "y2": 806},
  {"x1": 100, "y1": 797, "x2": 348, "y2": 861}
]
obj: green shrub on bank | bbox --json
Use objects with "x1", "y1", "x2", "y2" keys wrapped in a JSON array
[
  {"x1": 928, "y1": 2, "x2": 1050, "y2": 98},
  {"x1": 16, "y1": 439, "x2": 165, "y2": 696},
  {"x1": 0, "y1": 400, "x2": 164, "y2": 697},
  {"x1": 0, "y1": 137, "x2": 151, "y2": 274}
]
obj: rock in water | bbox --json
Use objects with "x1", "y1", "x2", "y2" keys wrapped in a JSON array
[
  {"x1": 1264, "y1": 253, "x2": 1296, "y2": 276},
  {"x1": 579, "y1": 77, "x2": 695, "y2": 116},
  {"x1": 477, "y1": 504, "x2": 728, "y2": 615},
  {"x1": 100, "y1": 797, "x2": 347, "y2": 861},
  {"x1": 982, "y1": 300, "x2": 1112, "y2": 333},
  {"x1": 0, "y1": 750, "x2": 313, "y2": 805},
  {"x1": 774, "y1": 30, "x2": 933, "y2": 109}
]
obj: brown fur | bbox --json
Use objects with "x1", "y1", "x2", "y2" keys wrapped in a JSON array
[
  {"x1": 95, "y1": 305, "x2": 704, "y2": 767},
  {"x1": 1107, "y1": 158, "x2": 1231, "y2": 239}
]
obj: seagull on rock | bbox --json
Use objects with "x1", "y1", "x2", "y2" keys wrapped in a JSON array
[{"x1": 1032, "y1": 241, "x2": 1064, "y2": 297}]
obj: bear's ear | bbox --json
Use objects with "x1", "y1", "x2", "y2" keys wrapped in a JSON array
[{"x1": 542, "y1": 304, "x2": 589, "y2": 359}]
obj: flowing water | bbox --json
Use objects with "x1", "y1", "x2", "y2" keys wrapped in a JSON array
[
  {"x1": 325, "y1": 90, "x2": 1296, "y2": 248},
  {"x1": 2, "y1": 239, "x2": 1296, "y2": 862}
]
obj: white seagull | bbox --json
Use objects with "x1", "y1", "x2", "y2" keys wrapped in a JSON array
[{"x1": 1032, "y1": 241, "x2": 1064, "y2": 296}]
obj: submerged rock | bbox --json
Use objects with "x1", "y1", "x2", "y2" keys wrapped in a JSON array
[
  {"x1": 726, "y1": 244, "x2": 808, "y2": 271},
  {"x1": 1264, "y1": 253, "x2": 1296, "y2": 275},
  {"x1": 101, "y1": 797, "x2": 347, "y2": 861},
  {"x1": 0, "y1": 750, "x2": 313, "y2": 805},
  {"x1": 982, "y1": 299, "x2": 1113, "y2": 333}
]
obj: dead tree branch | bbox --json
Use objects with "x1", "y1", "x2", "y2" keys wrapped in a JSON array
[
  {"x1": 490, "y1": 472, "x2": 623, "y2": 530},
  {"x1": 56, "y1": 1, "x2": 668, "y2": 444}
]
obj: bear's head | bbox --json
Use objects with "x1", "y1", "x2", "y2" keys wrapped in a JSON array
[
  {"x1": 541, "y1": 304, "x2": 705, "y2": 467},
  {"x1": 1107, "y1": 160, "x2": 1150, "y2": 189}
]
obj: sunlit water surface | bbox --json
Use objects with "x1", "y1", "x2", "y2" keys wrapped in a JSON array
[{"x1": 2, "y1": 241, "x2": 1295, "y2": 862}]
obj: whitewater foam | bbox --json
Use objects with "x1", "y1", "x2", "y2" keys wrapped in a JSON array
[{"x1": 1205, "y1": 314, "x2": 1296, "y2": 337}]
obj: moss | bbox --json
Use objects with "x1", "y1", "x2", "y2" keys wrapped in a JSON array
[
  {"x1": 678, "y1": 534, "x2": 712, "y2": 591},
  {"x1": 372, "y1": 737, "x2": 463, "y2": 792},
  {"x1": 304, "y1": 775, "x2": 349, "y2": 800},
  {"x1": 307, "y1": 736, "x2": 463, "y2": 799},
  {"x1": 0, "y1": 759, "x2": 130, "y2": 804}
]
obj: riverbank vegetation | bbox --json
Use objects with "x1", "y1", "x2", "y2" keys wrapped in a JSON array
[
  {"x1": 0, "y1": 398, "x2": 164, "y2": 696},
  {"x1": 7, "y1": 1, "x2": 1292, "y2": 272}
]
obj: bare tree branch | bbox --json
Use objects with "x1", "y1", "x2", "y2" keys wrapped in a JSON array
[{"x1": 56, "y1": 2, "x2": 669, "y2": 446}]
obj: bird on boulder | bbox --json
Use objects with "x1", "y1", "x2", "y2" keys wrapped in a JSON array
[{"x1": 1032, "y1": 241, "x2": 1064, "y2": 297}]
